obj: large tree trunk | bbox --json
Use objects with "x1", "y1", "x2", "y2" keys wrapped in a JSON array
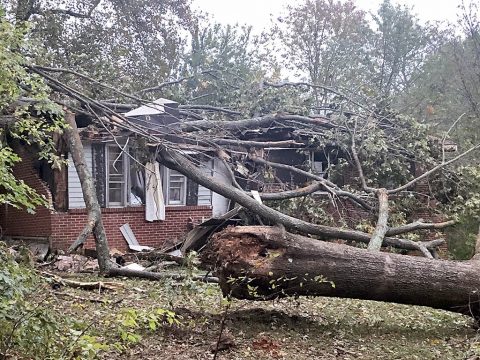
[
  {"x1": 64, "y1": 111, "x2": 111, "y2": 273},
  {"x1": 203, "y1": 226, "x2": 480, "y2": 319}
]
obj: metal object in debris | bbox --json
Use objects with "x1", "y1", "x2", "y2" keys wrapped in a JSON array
[{"x1": 120, "y1": 223, "x2": 154, "y2": 252}]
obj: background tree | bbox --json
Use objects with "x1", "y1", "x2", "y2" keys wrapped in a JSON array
[
  {"x1": 0, "y1": 0, "x2": 195, "y2": 95},
  {"x1": 369, "y1": 0, "x2": 438, "y2": 106},
  {"x1": 271, "y1": 0, "x2": 371, "y2": 107}
]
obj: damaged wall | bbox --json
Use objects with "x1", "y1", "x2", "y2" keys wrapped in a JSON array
[
  {"x1": 0, "y1": 145, "x2": 213, "y2": 252},
  {"x1": 0, "y1": 146, "x2": 53, "y2": 238}
]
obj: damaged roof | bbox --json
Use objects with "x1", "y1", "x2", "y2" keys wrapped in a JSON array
[{"x1": 124, "y1": 98, "x2": 178, "y2": 117}]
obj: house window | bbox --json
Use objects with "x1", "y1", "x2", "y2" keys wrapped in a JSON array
[
  {"x1": 106, "y1": 145, "x2": 128, "y2": 206},
  {"x1": 310, "y1": 151, "x2": 325, "y2": 176},
  {"x1": 166, "y1": 168, "x2": 186, "y2": 205}
]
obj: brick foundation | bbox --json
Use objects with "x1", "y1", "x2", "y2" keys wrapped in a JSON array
[{"x1": 50, "y1": 206, "x2": 212, "y2": 252}]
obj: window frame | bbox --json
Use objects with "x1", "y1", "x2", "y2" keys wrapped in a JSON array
[
  {"x1": 165, "y1": 167, "x2": 187, "y2": 206},
  {"x1": 310, "y1": 151, "x2": 325, "y2": 176},
  {"x1": 105, "y1": 144, "x2": 129, "y2": 207}
]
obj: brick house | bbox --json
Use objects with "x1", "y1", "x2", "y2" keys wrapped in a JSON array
[
  {"x1": 0, "y1": 98, "x2": 232, "y2": 252},
  {"x1": 0, "y1": 99, "x2": 450, "y2": 253}
]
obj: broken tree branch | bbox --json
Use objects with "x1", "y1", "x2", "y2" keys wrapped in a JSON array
[
  {"x1": 181, "y1": 114, "x2": 338, "y2": 132},
  {"x1": 159, "y1": 147, "x2": 442, "y2": 253},
  {"x1": 367, "y1": 189, "x2": 389, "y2": 251},
  {"x1": 211, "y1": 138, "x2": 304, "y2": 148},
  {"x1": 179, "y1": 104, "x2": 242, "y2": 116},
  {"x1": 386, "y1": 220, "x2": 456, "y2": 237},
  {"x1": 41, "y1": 271, "x2": 123, "y2": 291},
  {"x1": 250, "y1": 154, "x2": 373, "y2": 211},
  {"x1": 388, "y1": 143, "x2": 480, "y2": 194},
  {"x1": 107, "y1": 267, "x2": 219, "y2": 283}
]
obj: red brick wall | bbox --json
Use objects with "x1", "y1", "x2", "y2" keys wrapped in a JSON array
[
  {"x1": 0, "y1": 147, "x2": 53, "y2": 238},
  {"x1": 51, "y1": 206, "x2": 212, "y2": 252}
]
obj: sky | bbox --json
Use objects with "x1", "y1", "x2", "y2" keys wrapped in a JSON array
[{"x1": 193, "y1": 0, "x2": 464, "y2": 31}]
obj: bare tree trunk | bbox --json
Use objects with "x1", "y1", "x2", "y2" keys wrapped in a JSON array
[
  {"x1": 203, "y1": 226, "x2": 480, "y2": 319},
  {"x1": 64, "y1": 112, "x2": 110, "y2": 273},
  {"x1": 473, "y1": 222, "x2": 480, "y2": 260},
  {"x1": 367, "y1": 188, "x2": 389, "y2": 251}
]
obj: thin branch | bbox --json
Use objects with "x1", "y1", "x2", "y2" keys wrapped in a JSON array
[
  {"x1": 386, "y1": 220, "x2": 456, "y2": 237},
  {"x1": 388, "y1": 143, "x2": 480, "y2": 194},
  {"x1": 442, "y1": 113, "x2": 465, "y2": 162},
  {"x1": 263, "y1": 80, "x2": 368, "y2": 111},
  {"x1": 211, "y1": 138, "x2": 304, "y2": 148},
  {"x1": 259, "y1": 182, "x2": 326, "y2": 200},
  {"x1": 350, "y1": 125, "x2": 376, "y2": 193},
  {"x1": 136, "y1": 70, "x2": 218, "y2": 94},
  {"x1": 250, "y1": 154, "x2": 373, "y2": 211},
  {"x1": 179, "y1": 104, "x2": 242, "y2": 116},
  {"x1": 31, "y1": 0, "x2": 101, "y2": 19}
]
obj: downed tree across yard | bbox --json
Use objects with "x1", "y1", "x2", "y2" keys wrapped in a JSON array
[{"x1": 203, "y1": 226, "x2": 480, "y2": 319}]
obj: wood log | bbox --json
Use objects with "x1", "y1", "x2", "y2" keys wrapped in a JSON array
[
  {"x1": 64, "y1": 111, "x2": 110, "y2": 273},
  {"x1": 203, "y1": 226, "x2": 480, "y2": 319},
  {"x1": 107, "y1": 267, "x2": 219, "y2": 283}
]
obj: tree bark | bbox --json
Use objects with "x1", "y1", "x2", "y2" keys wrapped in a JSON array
[
  {"x1": 473, "y1": 222, "x2": 480, "y2": 260},
  {"x1": 204, "y1": 226, "x2": 480, "y2": 319},
  {"x1": 159, "y1": 149, "x2": 443, "y2": 254},
  {"x1": 64, "y1": 111, "x2": 111, "y2": 273},
  {"x1": 367, "y1": 188, "x2": 389, "y2": 251}
]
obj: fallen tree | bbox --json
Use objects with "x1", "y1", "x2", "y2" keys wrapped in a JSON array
[
  {"x1": 16, "y1": 61, "x2": 480, "y2": 323},
  {"x1": 204, "y1": 226, "x2": 480, "y2": 319}
]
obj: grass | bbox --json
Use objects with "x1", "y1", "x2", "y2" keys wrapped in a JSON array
[{"x1": 38, "y1": 272, "x2": 480, "y2": 359}]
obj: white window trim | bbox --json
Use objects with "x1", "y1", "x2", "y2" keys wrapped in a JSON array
[
  {"x1": 105, "y1": 144, "x2": 129, "y2": 207},
  {"x1": 165, "y1": 167, "x2": 187, "y2": 206}
]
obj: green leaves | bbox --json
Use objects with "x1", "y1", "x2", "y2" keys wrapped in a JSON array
[{"x1": 0, "y1": 12, "x2": 66, "y2": 212}]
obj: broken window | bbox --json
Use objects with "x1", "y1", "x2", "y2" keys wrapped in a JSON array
[
  {"x1": 106, "y1": 145, "x2": 128, "y2": 206},
  {"x1": 130, "y1": 166, "x2": 145, "y2": 205}
]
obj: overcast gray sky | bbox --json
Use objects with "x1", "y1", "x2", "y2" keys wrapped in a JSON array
[{"x1": 193, "y1": 0, "x2": 464, "y2": 30}]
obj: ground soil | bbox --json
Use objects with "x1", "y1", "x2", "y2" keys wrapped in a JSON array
[{"x1": 41, "y1": 270, "x2": 480, "y2": 360}]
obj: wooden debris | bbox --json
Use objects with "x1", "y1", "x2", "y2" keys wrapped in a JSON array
[
  {"x1": 52, "y1": 291, "x2": 112, "y2": 304},
  {"x1": 107, "y1": 267, "x2": 219, "y2": 283},
  {"x1": 40, "y1": 271, "x2": 124, "y2": 291}
]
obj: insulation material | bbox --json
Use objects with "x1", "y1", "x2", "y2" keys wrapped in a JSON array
[{"x1": 145, "y1": 161, "x2": 165, "y2": 221}]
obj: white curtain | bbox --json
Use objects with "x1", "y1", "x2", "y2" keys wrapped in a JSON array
[{"x1": 145, "y1": 161, "x2": 165, "y2": 221}]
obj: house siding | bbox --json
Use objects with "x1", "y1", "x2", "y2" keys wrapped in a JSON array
[{"x1": 67, "y1": 142, "x2": 93, "y2": 209}]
